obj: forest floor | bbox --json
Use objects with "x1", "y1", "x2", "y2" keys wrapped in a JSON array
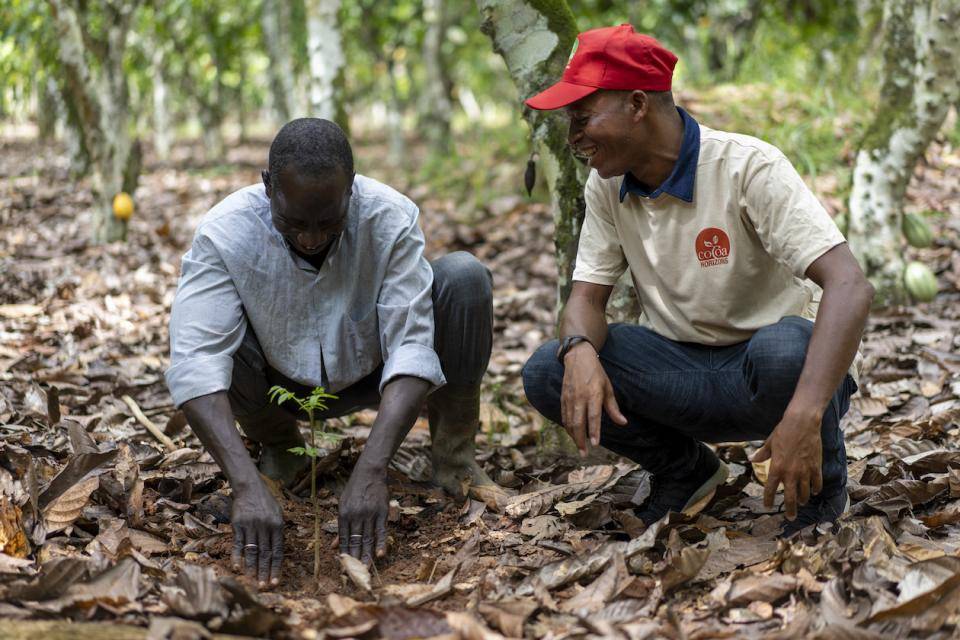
[{"x1": 2, "y1": 114, "x2": 960, "y2": 639}]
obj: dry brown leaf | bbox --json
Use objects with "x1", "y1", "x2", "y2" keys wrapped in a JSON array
[
  {"x1": 405, "y1": 564, "x2": 458, "y2": 607},
  {"x1": 0, "y1": 497, "x2": 30, "y2": 558},
  {"x1": 659, "y1": 545, "x2": 711, "y2": 593},
  {"x1": 338, "y1": 553, "x2": 373, "y2": 593},
  {"x1": 42, "y1": 475, "x2": 99, "y2": 533},
  {"x1": 726, "y1": 573, "x2": 798, "y2": 606},
  {"x1": 559, "y1": 551, "x2": 630, "y2": 615},
  {"x1": 478, "y1": 598, "x2": 538, "y2": 637},
  {"x1": 851, "y1": 396, "x2": 889, "y2": 417}
]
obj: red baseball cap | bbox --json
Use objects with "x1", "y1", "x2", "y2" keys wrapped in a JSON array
[{"x1": 525, "y1": 24, "x2": 678, "y2": 110}]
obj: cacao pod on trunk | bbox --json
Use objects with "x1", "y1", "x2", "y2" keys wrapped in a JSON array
[
  {"x1": 902, "y1": 213, "x2": 933, "y2": 248},
  {"x1": 904, "y1": 261, "x2": 937, "y2": 302}
]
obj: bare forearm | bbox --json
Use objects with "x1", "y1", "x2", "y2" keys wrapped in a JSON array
[
  {"x1": 788, "y1": 279, "x2": 873, "y2": 417},
  {"x1": 355, "y1": 376, "x2": 431, "y2": 472},
  {"x1": 182, "y1": 392, "x2": 262, "y2": 491},
  {"x1": 559, "y1": 282, "x2": 613, "y2": 350}
]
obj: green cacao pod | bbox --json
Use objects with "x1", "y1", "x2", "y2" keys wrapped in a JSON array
[
  {"x1": 902, "y1": 213, "x2": 933, "y2": 248},
  {"x1": 904, "y1": 261, "x2": 937, "y2": 302}
]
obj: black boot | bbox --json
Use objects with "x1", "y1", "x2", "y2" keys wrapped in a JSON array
[
  {"x1": 236, "y1": 404, "x2": 310, "y2": 488},
  {"x1": 636, "y1": 443, "x2": 729, "y2": 526},
  {"x1": 427, "y1": 384, "x2": 514, "y2": 509}
]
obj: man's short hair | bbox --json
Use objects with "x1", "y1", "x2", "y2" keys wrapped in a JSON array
[{"x1": 268, "y1": 118, "x2": 354, "y2": 185}]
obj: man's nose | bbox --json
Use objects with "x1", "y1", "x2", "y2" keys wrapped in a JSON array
[{"x1": 297, "y1": 230, "x2": 326, "y2": 249}]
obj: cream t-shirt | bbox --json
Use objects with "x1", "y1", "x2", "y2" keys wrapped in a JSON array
[{"x1": 573, "y1": 123, "x2": 859, "y2": 379}]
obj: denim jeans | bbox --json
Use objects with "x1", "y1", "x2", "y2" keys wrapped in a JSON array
[
  {"x1": 522, "y1": 317, "x2": 856, "y2": 498},
  {"x1": 227, "y1": 251, "x2": 493, "y2": 420}
]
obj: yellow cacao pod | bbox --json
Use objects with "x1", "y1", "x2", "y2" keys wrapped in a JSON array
[
  {"x1": 902, "y1": 213, "x2": 933, "y2": 248},
  {"x1": 112, "y1": 192, "x2": 134, "y2": 221},
  {"x1": 904, "y1": 261, "x2": 937, "y2": 302}
]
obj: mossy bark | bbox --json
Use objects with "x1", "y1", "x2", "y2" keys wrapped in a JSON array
[
  {"x1": 47, "y1": 0, "x2": 141, "y2": 244},
  {"x1": 477, "y1": 0, "x2": 640, "y2": 321},
  {"x1": 847, "y1": 0, "x2": 960, "y2": 305}
]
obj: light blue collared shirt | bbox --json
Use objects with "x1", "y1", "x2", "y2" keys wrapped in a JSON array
[{"x1": 165, "y1": 175, "x2": 445, "y2": 408}]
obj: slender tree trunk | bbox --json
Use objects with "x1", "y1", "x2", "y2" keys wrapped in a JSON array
[
  {"x1": 847, "y1": 0, "x2": 960, "y2": 304},
  {"x1": 305, "y1": 0, "x2": 348, "y2": 130},
  {"x1": 151, "y1": 46, "x2": 171, "y2": 162},
  {"x1": 477, "y1": 0, "x2": 585, "y2": 310},
  {"x1": 47, "y1": 0, "x2": 142, "y2": 244},
  {"x1": 202, "y1": 8, "x2": 227, "y2": 160},
  {"x1": 37, "y1": 78, "x2": 59, "y2": 140},
  {"x1": 262, "y1": 0, "x2": 296, "y2": 123},
  {"x1": 386, "y1": 60, "x2": 407, "y2": 164},
  {"x1": 420, "y1": 0, "x2": 452, "y2": 153}
]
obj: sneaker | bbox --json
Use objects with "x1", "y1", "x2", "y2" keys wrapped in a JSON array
[
  {"x1": 779, "y1": 491, "x2": 849, "y2": 538},
  {"x1": 636, "y1": 444, "x2": 729, "y2": 526}
]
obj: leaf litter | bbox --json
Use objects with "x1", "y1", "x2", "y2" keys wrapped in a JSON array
[{"x1": 1, "y1": 133, "x2": 960, "y2": 638}]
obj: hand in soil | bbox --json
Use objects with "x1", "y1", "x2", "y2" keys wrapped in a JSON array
[
  {"x1": 339, "y1": 464, "x2": 389, "y2": 564},
  {"x1": 231, "y1": 481, "x2": 284, "y2": 587}
]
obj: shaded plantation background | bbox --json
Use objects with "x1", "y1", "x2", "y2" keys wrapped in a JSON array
[{"x1": 3, "y1": 1, "x2": 960, "y2": 638}]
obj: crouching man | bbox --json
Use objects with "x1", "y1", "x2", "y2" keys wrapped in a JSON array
[
  {"x1": 520, "y1": 26, "x2": 873, "y2": 537},
  {"x1": 166, "y1": 118, "x2": 507, "y2": 587}
]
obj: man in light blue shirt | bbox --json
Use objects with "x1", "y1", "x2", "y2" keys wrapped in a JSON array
[{"x1": 166, "y1": 118, "x2": 506, "y2": 586}]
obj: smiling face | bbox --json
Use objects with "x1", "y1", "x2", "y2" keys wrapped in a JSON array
[
  {"x1": 565, "y1": 90, "x2": 647, "y2": 179},
  {"x1": 262, "y1": 167, "x2": 354, "y2": 257}
]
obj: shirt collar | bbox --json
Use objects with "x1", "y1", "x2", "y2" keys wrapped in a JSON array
[{"x1": 619, "y1": 106, "x2": 700, "y2": 204}]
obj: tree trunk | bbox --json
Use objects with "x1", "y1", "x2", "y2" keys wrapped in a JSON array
[
  {"x1": 847, "y1": 0, "x2": 960, "y2": 304},
  {"x1": 305, "y1": 0, "x2": 348, "y2": 130},
  {"x1": 262, "y1": 0, "x2": 297, "y2": 124},
  {"x1": 420, "y1": 0, "x2": 453, "y2": 153},
  {"x1": 476, "y1": 0, "x2": 585, "y2": 310},
  {"x1": 37, "y1": 78, "x2": 60, "y2": 141},
  {"x1": 150, "y1": 45, "x2": 171, "y2": 162},
  {"x1": 201, "y1": 7, "x2": 227, "y2": 161},
  {"x1": 47, "y1": 0, "x2": 142, "y2": 244}
]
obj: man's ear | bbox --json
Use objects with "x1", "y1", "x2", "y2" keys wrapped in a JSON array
[
  {"x1": 261, "y1": 170, "x2": 272, "y2": 197},
  {"x1": 628, "y1": 90, "x2": 649, "y2": 121}
]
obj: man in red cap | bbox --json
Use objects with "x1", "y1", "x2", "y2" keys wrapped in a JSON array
[{"x1": 521, "y1": 25, "x2": 874, "y2": 537}]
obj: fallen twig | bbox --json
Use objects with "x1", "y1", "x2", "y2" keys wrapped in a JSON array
[{"x1": 121, "y1": 395, "x2": 177, "y2": 452}]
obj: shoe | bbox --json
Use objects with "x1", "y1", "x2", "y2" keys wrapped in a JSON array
[
  {"x1": 779, "y1": 491, "x2": 849, "y2": 538},
  {"x1": 427, "y1": 383, "x2": 515, "y2": 510},
  {"x1": 236, "y1": 404, "x2": 310, "y2": 488},
  {"x1": 636, "y1": 443, "x2": 729, "y2": 526}
]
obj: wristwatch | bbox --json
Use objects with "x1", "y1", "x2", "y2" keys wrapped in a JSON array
[{"x1": 556, "y1": 335, "x2": 594, "y2": 363}]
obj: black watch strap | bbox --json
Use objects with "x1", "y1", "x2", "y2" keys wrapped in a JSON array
[{"x1": 556, "y1": 335, "x2": 593, "y2": 363}]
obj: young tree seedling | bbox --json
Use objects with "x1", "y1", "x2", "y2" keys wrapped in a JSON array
[{"x1": 267, "y1": 384, "x2": 339, "y2": 580}]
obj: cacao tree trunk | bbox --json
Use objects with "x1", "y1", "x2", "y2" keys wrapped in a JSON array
[
  {"x1": 846, "y1": 0, "x2": 960, "y2": 304},
  {"x1": 420, "y1": 0, "x2": 453, "y2": 153},
  {"x1": 476, "y1": 0, "x2": 585, "y2": 310},
  {"x1": 47, "y1": 0, "x2": 142, "y2": 244},
  {"x1": 305, "y1": 0, "x2": 348, "y2": 130},
  {"x1": 262, "y1": 0, "x2": 297, "y2": 124},
  {"x1": 477, "y1": 0, "x2": 639, "y2": 319},
  {"x1": 150, "y1": 45, "x2": 171, "y2": 162}
]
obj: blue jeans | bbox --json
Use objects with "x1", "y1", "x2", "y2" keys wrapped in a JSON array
[{"x1": 522, "y1": 317, "x2": 856, "y2": 498}]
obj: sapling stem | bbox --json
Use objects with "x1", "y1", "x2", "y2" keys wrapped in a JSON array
[{"x1": 267, "y1": 385, "x2": 338, "y2": 582}]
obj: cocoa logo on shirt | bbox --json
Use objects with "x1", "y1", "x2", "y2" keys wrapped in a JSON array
[{"x1": 695, "y1": 227, "x2": 730, "y2": 268}]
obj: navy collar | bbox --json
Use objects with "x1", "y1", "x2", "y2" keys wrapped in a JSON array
[{"x1": 619, "y1": 106, "x2": 700, "y2": 203}]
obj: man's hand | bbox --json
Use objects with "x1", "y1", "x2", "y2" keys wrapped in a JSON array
[
  {"x1": 339, "y1": 463, "x2": 389, "y2": 564},
  {"x1": 231, "y1": 481, "x2": 284, "y2": 587},
  {"x1": 561, "y1": 343, "x2": 627, "y2": 456},
  {"x1": 752, "y1": 408, "x2": 823, "y2": 520}
]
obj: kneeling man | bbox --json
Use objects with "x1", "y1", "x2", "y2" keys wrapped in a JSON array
[
  {"x1": 521, "y1": 26, "x2": 873, "y2": 537},
  {"x1": 166, "y1": 118, "x2": 505, "y2": 586}
]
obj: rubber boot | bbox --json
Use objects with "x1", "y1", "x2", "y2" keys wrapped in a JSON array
[
  {"x1": 236, "y1": 403, "x2": 310, "y2": 488},
  {"x1": 427, "y1": 384, "x2": 514, "y2": 510}
]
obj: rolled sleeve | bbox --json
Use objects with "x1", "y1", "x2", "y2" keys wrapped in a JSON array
[
  {"x1": 376, "y1": 207, "x2": 445, "y2": 393},
  {"x1": 743, "y1": 154, "x2": 846, "y2": 279},
  {"x1": 572, "y1": 171, "x2": 629, "y2": 286},
  {"x1": 165, "y1": 234, "x2": 247, "y2": 407}
]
